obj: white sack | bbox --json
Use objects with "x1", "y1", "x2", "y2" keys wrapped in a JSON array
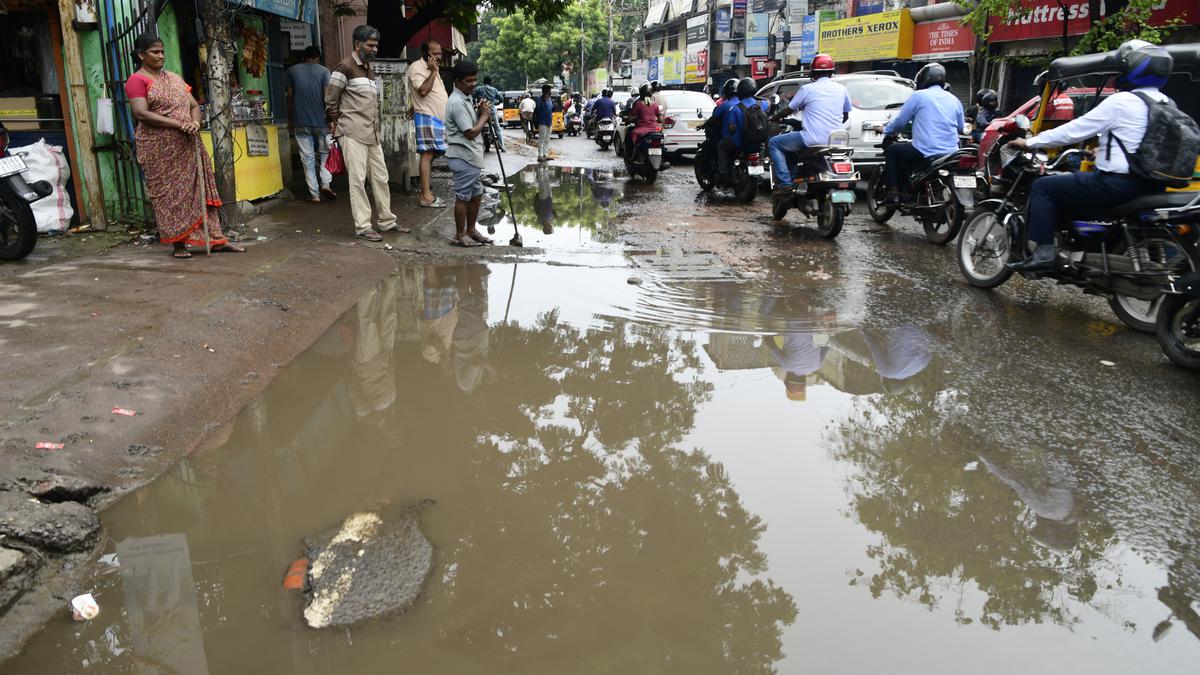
[{"x1": 10, "y1": 139, "x2": 73, "y2": 233}]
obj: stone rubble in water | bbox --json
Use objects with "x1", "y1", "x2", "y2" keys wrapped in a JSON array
[{"x1": 302, "y1": 504, "x2": 433, "y2": 629}]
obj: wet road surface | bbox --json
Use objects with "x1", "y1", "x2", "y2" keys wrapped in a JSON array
[{"x1": 7, "y1": 150, "x2": 1200, "y2": 674}]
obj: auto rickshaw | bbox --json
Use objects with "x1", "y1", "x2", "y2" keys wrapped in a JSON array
[
  {"x1": 1027, "y1": 43, "x2": 1200, "y2": 188},
  {"x1": 528, "y1": 87, "x2": 567, "y2": 138},
  {"x1": 502, "y1": 90, "x2": 524, "y2": 128}
]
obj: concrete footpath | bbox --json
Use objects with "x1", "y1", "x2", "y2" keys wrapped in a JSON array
[{"x1": 0, "y1": 161, "x2": 526, "y2": 658}]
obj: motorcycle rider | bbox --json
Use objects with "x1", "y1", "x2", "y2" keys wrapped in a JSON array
[
  {"x1": 590, "y1": 88, "x2": 618, "y2": 124},
  {"x1": 881, "y1": 62, "x2": 965, "y2": 205},
  {"x1": 625, "y1": 83, "x2": 664, "y2": 159},
  {"x1": 967, "y1": 88, "x2": 1000, "y2": 143},
  {"x1": 766, "y1": 54, "x2": 851, "y2": 193},
  {"x1": 719, "y1": 77, "x2": 770, "y2": 181},
  {"x1": 1006, "y1": 39, "x2": 1173, "y2": 272}
]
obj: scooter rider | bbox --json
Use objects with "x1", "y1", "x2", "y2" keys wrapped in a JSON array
[
  {"x1": 1006, "y1": 39, "x2": 1172, "y2": 272},
  {"x1": 591, "y1": 88, "x2": 617, "y2": 122},
  {"x1": 766, "y1": 54, "x2": 851, "y2": 193},
  {"x1": 881, "y1": 63, "x2": 965, "y2": 205},
  {"x1": 719, "y1": 77, "x2": 769, "y2": 180},
  {"x1": 968, "y1": 88, "x2": 1000, "y2": 143}
]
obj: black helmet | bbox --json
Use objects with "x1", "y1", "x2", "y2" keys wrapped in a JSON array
[
  {"x1": 602, "y1": 88, "x2": 613, "y2": 97},
  {"x1": 639, "y1": 83, "x2": 652, "y2": 98},
  {"x1": 721, "y1": 79, "x2": 737, "y2": 99},
  {"x1": 1116, "y1": 39, "x2": 1172, "y2": 91},
  {"x1": 915, "y1": 63, "x2": 946, "y2": 90},
  {"x1": 975, "y1": 88, "x2": 999, "y2": 109},
  {"x1": 652, "y1": 81, "x2": 661, "y2": 91},
  {"x1": 736, "y1": 77, "x2": 757, "y2": 100}
]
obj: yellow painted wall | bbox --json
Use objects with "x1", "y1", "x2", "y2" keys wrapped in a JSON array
[{"x1": 200, "y1": 124, "x2": 284, "y2": 202}]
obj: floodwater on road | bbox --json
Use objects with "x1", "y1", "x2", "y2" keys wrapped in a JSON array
[{"x1": 9, "y1": 250, "x2": 1200, "y2": 674}]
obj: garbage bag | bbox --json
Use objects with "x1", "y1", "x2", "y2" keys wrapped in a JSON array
[
  {"x1": 95, "y1": 98, "x2": 115, "y2": 135},
  {"x1": 10, "y1": 139, "x2": 73, "y2": 233}
]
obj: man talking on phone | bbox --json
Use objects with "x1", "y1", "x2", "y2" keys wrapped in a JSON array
[{"x1": 409, "y1": 39, "x2": 449, "y2": 208}]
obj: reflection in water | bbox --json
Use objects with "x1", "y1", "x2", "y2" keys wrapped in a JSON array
[
  {"x1": 9, "y1": 261, "x2": 1200, "y2": 675},
  {"x1": 115, "y1": 534, "x2": 209, "y2": 675},
  {"x1": 497, "y1": 165, "x2": 625, "y2": 248}
]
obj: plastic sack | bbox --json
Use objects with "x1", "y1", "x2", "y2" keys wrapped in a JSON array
[
  {"x1": 325, "y1": 141, "x2": 346, "y2": 176},
  {"x1": 10, "y1": 139, "x2": 73, "y2": 233},
  {"x1": 95, "y1": 98, "x2": 115, "y2": 135}
]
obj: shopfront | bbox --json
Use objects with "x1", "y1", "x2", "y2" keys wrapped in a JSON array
[
  {"x1": 911, "y1": 11, "x2": 974, "y2": 106},
  {"x1": 818, "y1": 9, "x2": 914, "y2": 65}
]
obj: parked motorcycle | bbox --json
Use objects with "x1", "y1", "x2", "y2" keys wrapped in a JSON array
[
  {"x1": 594, "y1": 116, "x2": 615, "y2": 151},
  {"x1": 956, "y1": 144, "x2": 1200, "y2": 338},
  {"x1": 0, "y1": 121, "x2": 51, "y2": 261},
  {"x1": 866, "y1": 131, "x2": 980, "y2": 245},
  {"x1": 693, "y1": 137, "x2": 766, "y2": 203},
  {"x1": 767, "y1": 124, "x2": 858, "y2": 238}
]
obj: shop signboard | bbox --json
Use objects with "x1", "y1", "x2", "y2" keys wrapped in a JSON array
[
  {"x1": 788, "y1": 1, "x2": 808, "y2": 23},
  {"x1": 988, "y1": 0, "x2": 1193, "y2": 42},
  {"x1": 648, "y1": 57, "x2": 660, "y2": 84},
  {"x1": 685, "y1": 42, "x2": 709, "y2": 83},
  {"x1": 663, "y1": 51, "x2": 685, "y2": 85},
  {"x1": 855, "y1": 0, "x2": 885, "y2": 16},
  {"x1": 236, "y1": 0, "x2": 315, "y2": 22},
  {"x1": 912, "y1": 19, "x2": 975, "y2": 61},
  {"x1": 733, "y1": 0, "x2": 747, "y2": 16},
  {"x1": 715, "y1": 8, "x2": 733, "y2": 40},
  {"x1": 797, "y1": 13, "x2": 819, "y2": 63},
  {"x1": 745, "y1": 11, "x2": 769, "y2": 56},
  {"x1": 720, "y1": 41, "x2": 740, "y2": 66},
  {"x1": 818, "y1": 9, "x2": 913, "y2": 63},
  {"x1": 687, "y1": 15, "x2": 708, "y2": 43},
  {"x1": 749, "y1": 56, "x2": 777, "y2": 79},
  {"x1": 632, "y1": 59, "x2": 649, "y2": 84}
]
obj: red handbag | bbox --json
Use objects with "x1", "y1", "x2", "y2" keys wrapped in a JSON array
[{"x1": 325, "y1": 141, "x2": 346, "y2": 175}]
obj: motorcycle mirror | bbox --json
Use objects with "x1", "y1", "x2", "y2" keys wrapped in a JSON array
[
  {"x1": 1035, "y1": 152, "x2": 1049, "y2": 163},
  {"x1": 1014, "y1": 114, "x2": 1031, "y2": 131}
]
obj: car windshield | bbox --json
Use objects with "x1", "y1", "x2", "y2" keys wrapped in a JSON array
[
  {"x1": 842, "y1": 79, "x2": 914, "y2": 111},
  {"x1": 661, "y1": 91, "x2": 716, "y2": 112}
]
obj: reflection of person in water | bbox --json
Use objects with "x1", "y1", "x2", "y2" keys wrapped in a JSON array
[
  {"x1": 861, "y1": 325, "x2": 934, "y2": 384},
  {"x1": 534, "y1": 164, "x2": 555, "y2": 235},
  {"x1": 421, "y1": 265, "x2": 459, "y2": 371},
  {"x1": 589, "y1": 169, "x2": 615, "y2": 208},
  {"x1": 348, "y1": 280, "x2": 398, "y2": 420},
  {"x1": 765, "y1": 332, "x2": 827, "y2": 401},
  {"x1": 452, "y1": 266, "x2": 496, "y2": 393},
  {"x1": 977, "y1": 448, "x2": 1082, "y2": 551}
]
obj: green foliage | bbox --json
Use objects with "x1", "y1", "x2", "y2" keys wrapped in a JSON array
[
  {"x1": 1071, "y1": 0, "x2": 1184, "y2": 55},
  {"x1": 477, "y1": 0, "x2": 636, "y2": 91}
]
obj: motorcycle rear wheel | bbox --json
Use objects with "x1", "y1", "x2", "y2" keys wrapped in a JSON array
[
  {"x1": 1109, "y1": 294, "x2": 1162, "y2": 334},
  {"x1": 923, "y1": 186, "x2": 964, "y2": 245},
  {"x1": 643, "y1": 167, "x2": 658, "y2": 184},
  {"x1": 734, "y1": 173, "x2": 757, "y2": 203},
  {"x1": 1156, "y1": 295, "x2": 1200, "y2": 371},
  {"x1": 815, "y1": 196, "x2": 844, "y2": 239},
  {"x1": 0, "y1": 190, "x2": 37, "y2": 261},
  {"x1": 866, "y1": 170, "x2": 895, "y2": 224},
  {"x1": 695, "y1": 160, "x2": 716, "y2": 192},
  {"x1": 957, "y1": 209, "x2": 1013, "y2": 289}
]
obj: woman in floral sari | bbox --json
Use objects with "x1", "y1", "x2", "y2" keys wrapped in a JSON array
[{"x1": 126, "y1": 34, "x2": 243, "y2": 258}]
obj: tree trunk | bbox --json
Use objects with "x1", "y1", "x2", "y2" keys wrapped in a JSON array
[
  {"x1": 367, "y1": 0, "x2": 451, "y2": 59},
  {"x1": 1088, "y1": 0, "x2": 1104, "y2": 28},
  {"x1": 202, "y1": 0, "x2": 237, "y2": 218}
]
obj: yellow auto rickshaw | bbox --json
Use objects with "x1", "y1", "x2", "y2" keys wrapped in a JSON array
[
  {"x1": 502, "y1": 90, "x2": 524, "y2": 128},
  {"x1": 1029, "y1": 43, "x2": 1200, "y2": 188},
  {"x1": 528, "y1": 87, "x2": 566, "y2": 137}
]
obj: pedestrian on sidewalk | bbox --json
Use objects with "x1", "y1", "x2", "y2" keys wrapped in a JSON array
[
  {"x1": 125, "y1": 33, "x2": 244, "y2": 259},
  {"x1": 444, "y1": 60, "x2": 494, "y2": 247},
  {"x1": 408, "y1": 39, "x2": 449, "y2": 208},
  {"x1": 287, "y1": 46, "x2": 336, "y2": 204},
  {"x1": 535, "y1": 84, "x2": 555, "y2": 162},
  {"x1": 325, "y1": 24, "x2": 405, "y2": 242}
]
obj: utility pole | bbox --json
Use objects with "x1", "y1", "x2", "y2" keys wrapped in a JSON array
[
  {"x1": 202, "y1": 0, "x2": 238, "y2": 220},
  {"x1": 580, "y1": 4, "x2": 586, "y2": 93},
  {"x1": 608, "y1": 0, "x2": 614, "y2": 88}
]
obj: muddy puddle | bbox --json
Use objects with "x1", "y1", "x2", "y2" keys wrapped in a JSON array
[{"x1": 8, "y1": 260, "x2": 1200, "y2": 674}]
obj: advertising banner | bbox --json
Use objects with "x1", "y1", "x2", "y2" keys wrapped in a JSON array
[
  {"x1": 912, "y1": 19, "x2": 975, "y2": 61},
  {"x1": 715, "y1": 8, "x2": 732, "y2": 40},
  {"x1": 687, "y1": 15, "x2": 708, "y2": 43},
  {"x1": 988, "y1": 0, "x2": 1193, "y2": 43},
  {"x1": 745, "y1": 11, "x2": 769, "y2": 57},
  {"x1": 855, "y1": 0, "x2": 885, "y2": 16},
  {"x1": 632, "y1": 60, "x2": 649, "y2": 84},
  {"x1": 749, "y1": 57, "x2": 776, "y2": 79},
  {"x1": 818, "y1": 9, "x2": 913, "y2": 63},
  {"x1": 662, "y1": 51, "x2": 685, "y2": 85},
  {"x1": 648, "y1": 57, "x2": 660, "y2": 84},
  {"x1": 733, "y1": 0, "x2": 747, "y2": 16},
  {"x1": 685, "y1": 42, "x2": 709, "y2": 83},
  {"x1": 720, "y1": 41, "x2": 740, "y2": 66},
  {"x1": 788, "y1": 1, "x2": 808, "y2": 23}
]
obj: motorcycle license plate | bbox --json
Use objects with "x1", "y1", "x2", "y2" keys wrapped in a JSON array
[
  {"x1": 649, "y1": 148, "x2": 663, "y2": 156},
  {"x1": 747, "y1": 165, "x2": 764, "y2": 176},
  {"x1": 686, "y1": 120, "x2": 703, "y2": 129},
  {"x1": 830, "y1": 190, "x2": 856, "y2": 204},
  {"x1": 0, "y1": 155, "x2": 28, "y2": 178},
  {"x1": 861, "y1": 130, "x2": 881, "y2": 142},
  {"x1": 953, "y1": 175, "x2": 976, "y2": 189}
]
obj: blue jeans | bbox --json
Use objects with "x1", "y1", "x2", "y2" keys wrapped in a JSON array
[
  {"x1": 768, "y1": 131, "x2": 808, "y2": 185},
  {"x1": 295, "y1": 127, "x2": 332, "y2": 198},
  {"x1": 1026, "y1": 171, "x2": 1162, "y2": 245}
]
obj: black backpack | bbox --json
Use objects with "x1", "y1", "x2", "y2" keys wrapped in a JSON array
[
  {"x1": 742, "y1": 98, "x2": 770, "y2": 147},
  {"x1": 1109, "y1": 91, "x2": 1200, "y2": 188}
]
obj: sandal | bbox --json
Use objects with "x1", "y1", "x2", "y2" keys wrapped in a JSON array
[
  {"x1": 379, "y1": 224, "x2": 413, "y2": 234},
  {"x1": 321, "y1": 187, "x2": 338, "y2": 200},
  {"x1": 449, "y1": 237, "x2": 481, "y2": 248},
  {"x1": 355, "y1": 230, "x2": 383, "y2": 242},
  {"x1": 468, "y1": 231, "x2": 494, "y2": 245},
  {"x1": 172, "y1": 244, "x2": 192, "y2": 259},
  {"x1": 419, "y1": 197, "x2": 447, "y2": 208}
]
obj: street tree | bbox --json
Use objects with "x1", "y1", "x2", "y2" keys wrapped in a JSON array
[{"x1": 366, "y1": 0, "x2": 576, "y2": 59}]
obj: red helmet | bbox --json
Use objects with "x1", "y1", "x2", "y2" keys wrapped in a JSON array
[{"x1": 811, "y1": 54, "x2": 836, "y2": 74}]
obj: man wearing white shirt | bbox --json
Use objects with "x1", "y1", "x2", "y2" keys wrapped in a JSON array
[{"x1": 1007, "y1": 40, "x2": 1173, "y2": 271}]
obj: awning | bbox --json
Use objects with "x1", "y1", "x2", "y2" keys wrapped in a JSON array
[{"x1": 644, "y1": 1, "x2": 669, "y2": 28}]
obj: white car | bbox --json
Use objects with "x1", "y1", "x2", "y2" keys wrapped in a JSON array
[{"x1": 614, "y1": 89, "x2": 716, "y2": 157}]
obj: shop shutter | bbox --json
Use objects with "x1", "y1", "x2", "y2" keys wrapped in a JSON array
[{"x1": 946, "y1": 61, "x2": 971, "y2": 108}]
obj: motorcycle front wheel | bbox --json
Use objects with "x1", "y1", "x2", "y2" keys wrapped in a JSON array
[
  {"x1": 815, "y1": 195, "x2": 844, "y2": 239},
  {"x1": 866, "y1": 169, "x2": 896, "y2": 224},
  {"x1": 0, "y1": 190, "x2": 37, "y2": 261},
  {"x1": 956, "y1": 209, "x2": 1013, "y2": 289},
  {"x1": 734, "y1": 172, "x2": 757, "y2": 203},
  {"x1": 695, "y1": 160, "x2": 716, "y2": 192},
  {"x1": 1156, "y1": 294, "x2": 1200, "y2": 371},
  {"x1": 771, "y1": 197, "x2": 788, "y2": 221}
]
